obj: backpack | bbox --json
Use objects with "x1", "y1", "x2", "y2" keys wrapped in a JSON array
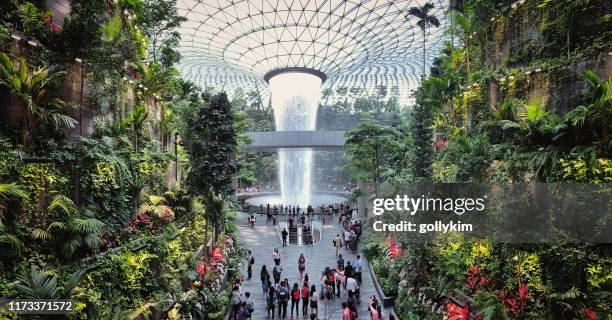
[
  {"x1": 278, "y1": 288, "x2": 288, "y2": 301},
  {"x1": 249, "y1": 256, "x2": 255, "y2": 265},
  {"x1": 267, "y1": 291, "x2": 275, "y2": 307},
  {"x1": 327, "y1": 273, "x2": 334, "y2": 283},
  {"x1": 292, "y1": 290, "x2": 300, "y2": 300}
]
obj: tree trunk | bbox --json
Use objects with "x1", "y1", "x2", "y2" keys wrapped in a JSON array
[
  {"x1": 450, "y1": 11, "x2": 454, "y2": 48},
  {"x1": 203, "y1": 219, "x2": 209, "y2": 261},
  {"x1": 466, "y1": 40, "x2": 471, "y2": 74},
  {"x1": 423, "y1": 29, "x2": 427, "y2": 78}
]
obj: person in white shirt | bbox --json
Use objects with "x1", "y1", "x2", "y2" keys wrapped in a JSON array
[
  {"x1": 273, "y1": 248, "x2": 281, "y2": 266},
  {"x1": 343, "y1": 230, "x2": 351, "y2": 250},
  {"x1": 346, "y1": 276, "x2": 358, "y2": 295}
]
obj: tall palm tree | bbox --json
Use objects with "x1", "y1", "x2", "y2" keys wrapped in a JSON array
[
  {"x1": 0, "y1": 53, "x2": 77, "y2": 148},
  {"x1": 406, "y1": 2, "x2": 441, "y2": 78}
]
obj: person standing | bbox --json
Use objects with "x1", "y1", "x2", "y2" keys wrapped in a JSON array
[
  {"x1": 342, "y1": 302, "x2": 352, "y2": 320},
  {"x1": 273, "y1": 264, "x2": 283, "y2": 285},
  {"x1": 346, "y1": 276, "x2": 359, "y2": 303},
  {"x1": 321, "y1": 285, "x2": 332, "y2": 320},
  {"x1": 352, "y1": 255, "x2": 363, "y2": 284},
  {"x1": 267, "y1": 286, "x2": 276, "y2": 319},
  {"x1": 273, "y1": 248, "x2": 281, "y2": 266},
  {"x1": 343, "y1": 229, "x2": 351, "y2": 250},
  {"x1": 282, "y1": 228, "x2": 289, "y2": 247},
  {"x1": 301, "y1": 281, "x2": 310, "y2": 316},
  {"x1": 248, "y1": 214, "x2": 256, "y2": 227},
  {"x1": 298, "y1": 253, "x2": 306, "y2": 279},
  {"x1": 333, "y1": 234, "x2": 342, "y2": 256},
  {"x1": 309, "y1": 285, "x2": 318, "y2": 317},
  {"x1": 260, "y1": 265, "x2": 270, "y2": 293},
  {"x1": 247, "y1": 250, "x2": 254, "y2": 280},
  {"x1": 277, "y1": 282, "x2": 289, "y2": 318},
  {"x1": 335, "y1": 267, "x2": 345, "y2": 298},
  {"x1": 337, "y1": 254, "x2": 345, "y2": 270},
  {"x1": 290, "y1": 282, "x2": 300, "y2": 317},
  {"x1": 244, "y1": 292, "x2": 254, "y2": 319},
  {"x1": 231, "y1": 285, "x2": 242, "y2": 320},
  {"x1": 344, "y1": 261, "x2": 354, "y2": 281}
]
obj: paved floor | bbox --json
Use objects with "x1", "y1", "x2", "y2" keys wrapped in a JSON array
[{"x1": 237, "y1": 212, "x2": 388, "y2": 320}]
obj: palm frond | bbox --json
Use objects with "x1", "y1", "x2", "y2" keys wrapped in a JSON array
[
  {"x1": 71, "y1": 218, "x2": 104, "y2": 234},
  {"x1": 15, "y1": 266, "x2": 58, "y2": 299},
  {"x1": 0, "y1": 234, "x2": 23, "y2": 255},
  {"x1": 498, "y1": 119, "x2": 521, "y2": 130},
  {"x1": 83, "y1": 233, "x2": 102, "y2": 249},
  {"x1": 48, "y1": 195, "x2": 75, "y2": 215},
  {"x1": 63, "y1": 268, "x2": 86, "y2": 296},
  {"x1": 0, "y1": 182, "x2": 29, "y2": 201},
  {"x1": 47, "y1": 221, "x2": 68, "y2": 231},
  {"x1": 62, "y1": 238, "x2": 81, "y2": 256},
  {"x1": 31, "y1": 228, "x2": 51, "y2": 240}
]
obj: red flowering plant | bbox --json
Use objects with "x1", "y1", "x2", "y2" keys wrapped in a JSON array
[
  {"x1": 446, "y1": 303, "x2": 470, "y2": 320},
  {"x1": 434, "y1": 139, "x2": 450, "y2": 150},
  {"x1": 494, "y1": 283, "x2": 531, "y2": 317},
  {"x1": 196, "y1": 262, "x2": 207, "y2": 280},
  {"x1": 465, "y1": 266, "x2": 492, "y2": 292},
  {"x1": 582, "y1": 304, "x2": 597, "y2": 320},
  {"x1": 384, "y1": 236, "x2": 403, "y2": 261}
]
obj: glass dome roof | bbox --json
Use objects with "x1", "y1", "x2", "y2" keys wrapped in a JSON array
[{"x1": 176, "y1": 0, "x2": 449, "y2": 105}]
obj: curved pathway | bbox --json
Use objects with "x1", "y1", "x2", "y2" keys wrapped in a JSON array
[{"x1": 237, "y1": 212, "x2": 388, "y2": 320}]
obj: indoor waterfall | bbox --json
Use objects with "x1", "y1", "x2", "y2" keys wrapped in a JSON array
[{"x1": 268, "y1": 72, "x2": 322, "y2": 206}]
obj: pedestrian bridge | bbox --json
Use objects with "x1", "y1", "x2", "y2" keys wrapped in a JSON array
[{"x1": 242, "y1": 131, "x2": 346, "y2": 151}]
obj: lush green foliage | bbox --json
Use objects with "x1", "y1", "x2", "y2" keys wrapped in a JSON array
[{"x1": 361, "y1": 1, "x2": 611, "y2": 319}]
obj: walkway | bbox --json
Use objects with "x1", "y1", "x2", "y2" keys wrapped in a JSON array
[{"x1": 237, "y1": 212, "x2": 388, "y2": 320}]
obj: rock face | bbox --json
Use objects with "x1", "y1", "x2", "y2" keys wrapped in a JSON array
[{"x1": 483, "y1": 0, "x2": 611, "y2": 115}]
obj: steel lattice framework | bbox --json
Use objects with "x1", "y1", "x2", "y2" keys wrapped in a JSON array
[{"x1": 176, "y1": 0, "x2": 448, "y2": 106}]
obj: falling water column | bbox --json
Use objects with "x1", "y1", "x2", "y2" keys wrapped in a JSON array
[{"x1": 268, "y1": 71, "x2": 323, "y2": 206}]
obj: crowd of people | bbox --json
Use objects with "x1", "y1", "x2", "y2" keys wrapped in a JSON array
[{"x1": 231, "y1": 201, "x2": 392, "y2": 320}]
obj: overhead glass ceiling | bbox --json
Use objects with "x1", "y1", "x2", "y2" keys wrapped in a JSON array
[{"x1": 176, "y1": 0, "x2": 449, "y2": 106}]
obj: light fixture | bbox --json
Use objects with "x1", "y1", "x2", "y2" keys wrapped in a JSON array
[
  {"x1": 75, "y1": 58, "x2": 83, "y2": 64},
  {"x1": 11, "y1": 32, "x2": 26, "y2": 41},
  {"x1": 534, "y1": 68, "x2": 542, "y2": 73},
  {"x1": 524, "y1": 70, "x2": 532, "y2": 75},
  {"x1": 122, "y1": 76, "x2": 128, "y2": 81},
  {"x1": 27, "y1": 40, "x2": 39, "y2": 47},
  {"x1": 128, "y1": 80, "x2": 134, "y2": 84}
]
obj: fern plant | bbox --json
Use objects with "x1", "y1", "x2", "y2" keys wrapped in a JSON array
[
  {"x1": 30, "y1": 195, "x2": 104, "y2": 259},
  {"x1": 138, "y1": 194, "x2": 175, "y2": 221}
]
